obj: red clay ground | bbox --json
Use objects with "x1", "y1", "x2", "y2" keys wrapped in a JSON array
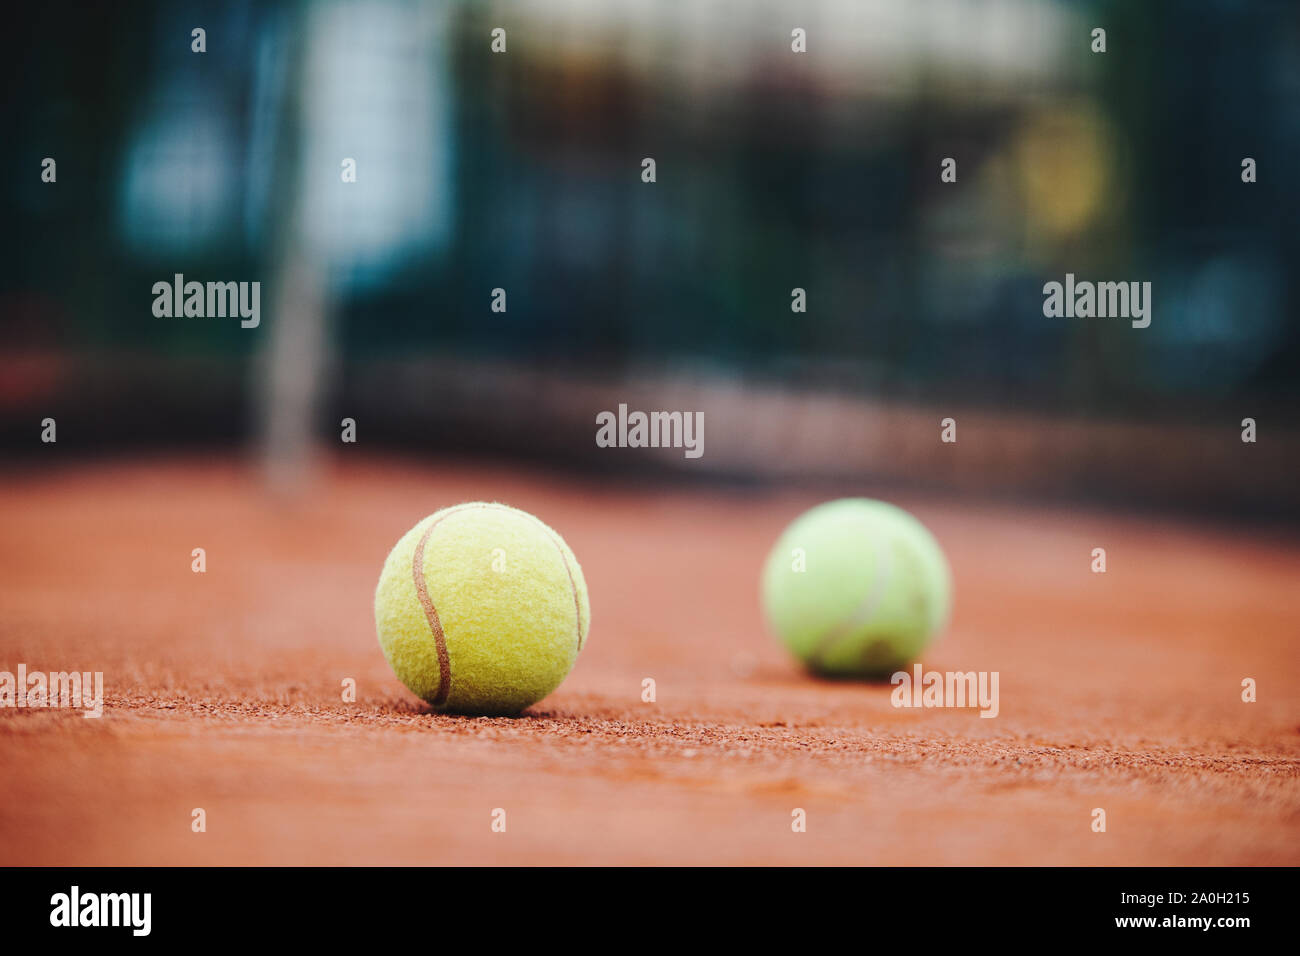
[{"x1": 1, "y1": 456, "x2": 1298, "y2": 865}]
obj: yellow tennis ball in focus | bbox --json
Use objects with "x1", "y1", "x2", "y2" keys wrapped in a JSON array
[{"x1": 375, "y1": 502, "x2": 590, "y2": 715}]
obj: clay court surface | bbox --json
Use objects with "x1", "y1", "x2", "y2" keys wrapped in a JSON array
[{"x1": 1, "y1": 456, "x2": 1297, "y2": 866}]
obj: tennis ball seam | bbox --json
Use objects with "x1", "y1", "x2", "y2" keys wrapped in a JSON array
[
  {"x1": 408, "y1": 502, "x2": 584, "y2": 707},
  {"x1": 806, "y1": 530, "x2": 893, "y2": 670},
  {"x1": 409, "y1": 503, "x2": 484, "y2": 706},
  {"x1": 511, "y1": 508, "x2": 587, "y2": 652}
]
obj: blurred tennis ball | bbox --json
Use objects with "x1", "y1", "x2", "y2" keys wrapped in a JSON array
[{"x1": 762, "y1": 499, "x2": 951, "y2": 678}]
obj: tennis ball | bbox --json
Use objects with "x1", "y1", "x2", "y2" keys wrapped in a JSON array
[
  {"x1": 375, "y1": 502, "x2": 590, "y2": 715},
  {"x1": 761, "y1": 499, "x2": 950, "y2": 678}
]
